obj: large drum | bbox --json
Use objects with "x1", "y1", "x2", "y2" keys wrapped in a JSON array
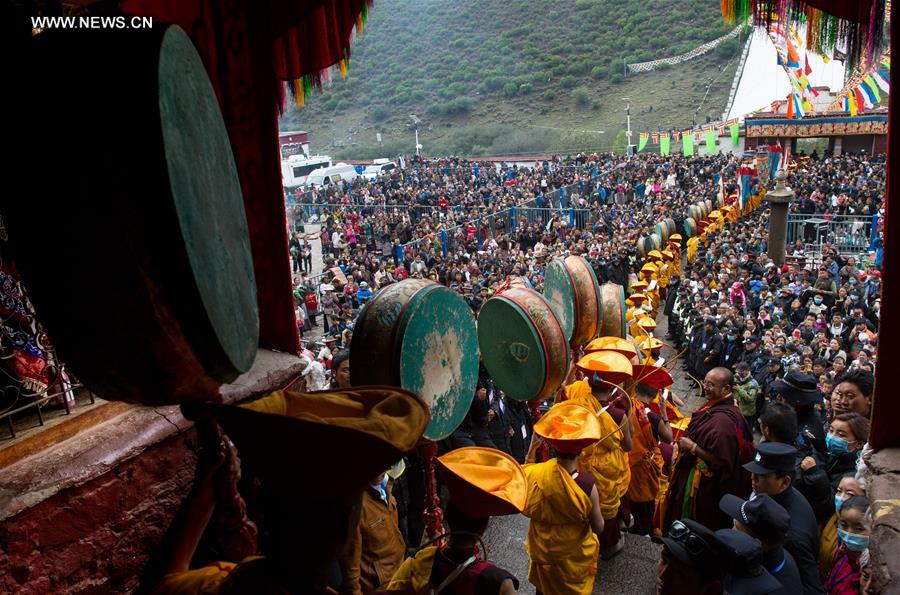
[
  {"x1": 478, "y1": 287, "x2": 569, "y2": 402},
  {"x1": 599, "y1": 282, "x2": 626, "y2": 339},
  {"x1": 636, "y1": 237, "x2": 647, "y2": 258},
  {"x1": 684, "y1": 218, "x2": 698, "y2": 238},
  {"x1": 351, "y1": 279, "x2": 480, "y2": 441},
  {"x1": 663, "y1": 218, "x2": 677, "y2": 237},
  {"x1": 704, "y1": 198, "x2": 714, "y2": 214},
  {"x1": 543, "y1": 256, "x2": 602, "y2": 346},
  {"x1": 649, "y1": 233, "x2": 662, "y2": 252},
  {"x1": 688, "y1": 204, "x2": 702, "y2": 222},
  {"x1": 654, "y1": 222, "x2": 670, "y2": 243},
  {"x1": 5, "y1": 25, "x2": 258, "y2": 405}
]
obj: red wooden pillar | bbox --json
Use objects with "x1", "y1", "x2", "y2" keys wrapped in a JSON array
[{"x1": 870, "y1": 10, "x2": 898, "y2": 449}]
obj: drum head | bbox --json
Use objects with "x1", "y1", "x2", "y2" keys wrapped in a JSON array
[
  {"x1": 478, "y1": 297, "x2": 547, "y2": 401},
  {"x1": 543, "y1": 258, "x2": 576, "y2": 342},
  {"x1": 399, "y1": 286, "x2": 479, "y2": 441}
]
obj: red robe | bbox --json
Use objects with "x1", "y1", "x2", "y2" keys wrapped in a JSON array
[{"x1": 663, "y1": 397, "x2": 753, "y2": 531}]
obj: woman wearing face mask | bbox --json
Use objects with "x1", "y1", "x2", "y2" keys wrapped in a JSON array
[
  {"x1": 824, "y1": 413, "x2": 870, "y2": 488},
  {"x1": 818, "y1": 474, "x2": 865, "y2": 582},
  {"x1": 825, "y1": 495, "x2": 870, "y2": 594}
]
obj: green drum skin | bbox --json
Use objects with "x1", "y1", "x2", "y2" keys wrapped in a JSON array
[
  {"x1": 478, "y1": 287, "x2": 569, "y2": 402},
  {"x1": 351, "y1": 279, "x2": 479, "y2": 441}
]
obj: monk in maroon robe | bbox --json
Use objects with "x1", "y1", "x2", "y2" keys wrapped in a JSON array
[{"x1": 663, "y1": 367, "x2": 753, "y2": 532}]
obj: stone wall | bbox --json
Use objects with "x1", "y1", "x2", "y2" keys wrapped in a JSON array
[
  {"x1": 866, "y1": 447, "x2": 900, "y2": 594},
  {"x1": 0, "y1": 431, "x2": 197, "y2": 594},
  {"x1": 0, "y1": 350, "x2": 306, "y2": 594}
]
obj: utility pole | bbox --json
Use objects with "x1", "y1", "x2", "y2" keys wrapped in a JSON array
[
  {"x1": 415, "y1": 128, "x2": 420, "y2": 156},
  {"x1": 624, "y1": 97, "x2": 633, "y2": 157}
]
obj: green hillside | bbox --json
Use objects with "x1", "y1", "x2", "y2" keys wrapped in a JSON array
[{"x1": 280, "y1": 0, "x2": 741, "y2": 158}]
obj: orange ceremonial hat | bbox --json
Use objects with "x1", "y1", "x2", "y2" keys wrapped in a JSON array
[
  {"x1": 584, "y1": 336, "x2": 638, "y2": 359},
  {"x1": 668, "y1": 233, "x2": 682, "y2": 242},
  {"x1": 632, "y1": 364, "x2": 674, "y2": 389},
  {"x1": 631, "y1": 280, "x2": 649, "y2": 291},
  {"x1": 194, "y1": 387, "x2": 429, "y2": 501},
  {"x1": 436, "y1": 447, "x2": 527, "y2": 517},
  {"x1": 635, "y1": 316, "x2": 657, "y2": 331},
  {"x1": 577, "y1": 350, "x2": 633, "y2": 385},
  {"x1": 641, "y1": 262, "x2": 658, "y2": 273},
  {"x1": 648, "y1": 250, "x2": 663, "y2": 260},
  {"x1": 534, "y1": 401, "x2": 603, "y2": 454},
  {"x1": 661, "y1": 249, "x2": 675, "y2": 261},
  {"x1": 639, "y1": 337, "x2": 665, "y2": 352},
  {"x1": 629, "y1": 292, "x2": 648, "y2": 303}
]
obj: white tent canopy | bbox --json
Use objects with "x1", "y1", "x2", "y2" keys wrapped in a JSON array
[{"x1": 727, "y1": 30, "x2": 846, "y2": 121}]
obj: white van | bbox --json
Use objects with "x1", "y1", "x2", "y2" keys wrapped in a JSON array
[
  {"x1": 362, "y1": 158, "x2": 397, "y2": 180},
  {"x1": 304, "y1": 163, "x2": 361, "y2": 189},
  {"x1": 281, "y1": 154, "x2": 332, "y2": 188}
]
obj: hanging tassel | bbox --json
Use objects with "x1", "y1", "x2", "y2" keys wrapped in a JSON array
[
  {"x1": 293, "y1": 78, "x2": 305, "y2": 107},
  {"x1": 339, "y1": 58, "x2": 349, "y2": 78}
]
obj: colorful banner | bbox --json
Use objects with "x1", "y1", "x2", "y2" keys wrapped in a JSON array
[
  {"x1": 638, "y1": 132, "x2": 649, "y2": 152},
  {"x1": 626, "y1": 24, "x2": 742, "y2": 74},
  {"x1": 704, "y1": 129, "x2": 716, "y2": 154},
  {"x1": 659, "y1": 133, "x2": 670, "y2": 156},
  {"x1": 729, "y1": 121, "x2": 740, "y2": 147},
  {"x1": 682, "y1": 131, "x2": 694, "y2": 156}
]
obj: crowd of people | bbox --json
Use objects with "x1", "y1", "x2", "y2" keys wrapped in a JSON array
[{"x1": 157, "y1": 149, "x2": 884, "y2": 594}]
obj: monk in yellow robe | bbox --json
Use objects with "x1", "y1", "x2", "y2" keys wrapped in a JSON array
[
  {"x1": 384, "y1": 447, "x2": 525, "y2": 595},
  {"x1": 570, "y1": 372, "x2": 633, "y2": 559},
  {"x1": 524, "y1": 402, "x2": 605, "y2": 595}
]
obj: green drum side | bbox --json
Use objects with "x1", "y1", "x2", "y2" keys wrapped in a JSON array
[
  {"x1": 478, "y1": 297, "x2": 547, "y2": 401},
  {"x1": 398, "y1": 286, "x2": 479, "y2": 441},
  {"x1": 654, "y1": 223, "x2": 669, "y2": 243},
  {"x1": 543, "y1": 258, "x2": 575, "y2": 342},
  {"x1": 159, "y1": 27, "x2": 258, "y2": 377},
  {"x1": 650, "y1": 234, "x2": 662, "y2": 251}
]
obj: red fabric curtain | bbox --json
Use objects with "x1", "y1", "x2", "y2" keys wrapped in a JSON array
[
  {"x1": 121, "y1": 0, "x2": 370, "y2": 354},
  {"x1": 870, "y1": 0, "x2": 895, "y2": 449},
  {"x1": 803, "y1": 0, "x2": 875, "y2": 23}
]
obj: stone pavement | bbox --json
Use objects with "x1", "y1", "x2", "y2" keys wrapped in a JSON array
[{"x1": 483, "y1": 303, "x2": 706, "y2": 594}]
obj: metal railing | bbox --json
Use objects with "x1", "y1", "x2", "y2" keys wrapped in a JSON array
[{"x1": 786, "y1": 213, "x2": 879, "y2": 258}]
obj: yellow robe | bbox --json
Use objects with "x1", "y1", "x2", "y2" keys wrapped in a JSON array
[
  {"x1": 819, "y1": 512, "x2": 839, "y2": 582},
  {"x1": 564, "y1": 379, "x2": 592, "y2": 402},
  {"x1": 571, "y1": 392, "x2": 630, "y2": 520},
  {"x1": 656, "y1": 262, "x2": 669, "y2": 289},
  {"x1": 524, "y1": 460, "x2": 599, "y2": 595},
  {"x1": 383, "y1": 547, "x2": 437, "y2": 593}
]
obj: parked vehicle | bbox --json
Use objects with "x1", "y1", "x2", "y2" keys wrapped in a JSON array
[
  {"x1": 304, "y1": 163, "x2": 361, "y2": 188},
  {"x1": 281, "y1": 154, "x2": 331, "y2": 188},
  {"x1": 362, "y1": 158, "x2": 397, "y2": 180}
]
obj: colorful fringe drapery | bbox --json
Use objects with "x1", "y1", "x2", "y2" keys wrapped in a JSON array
[
  {"x1": 627, "y1": 24, "x2": 743, "y2": 74},
  {"x1": 721, "y1": 0, "x2": 889, "y2": 71},
  {"x1": 828, "y1": 50, "x2": 891, "y2": 113}
]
